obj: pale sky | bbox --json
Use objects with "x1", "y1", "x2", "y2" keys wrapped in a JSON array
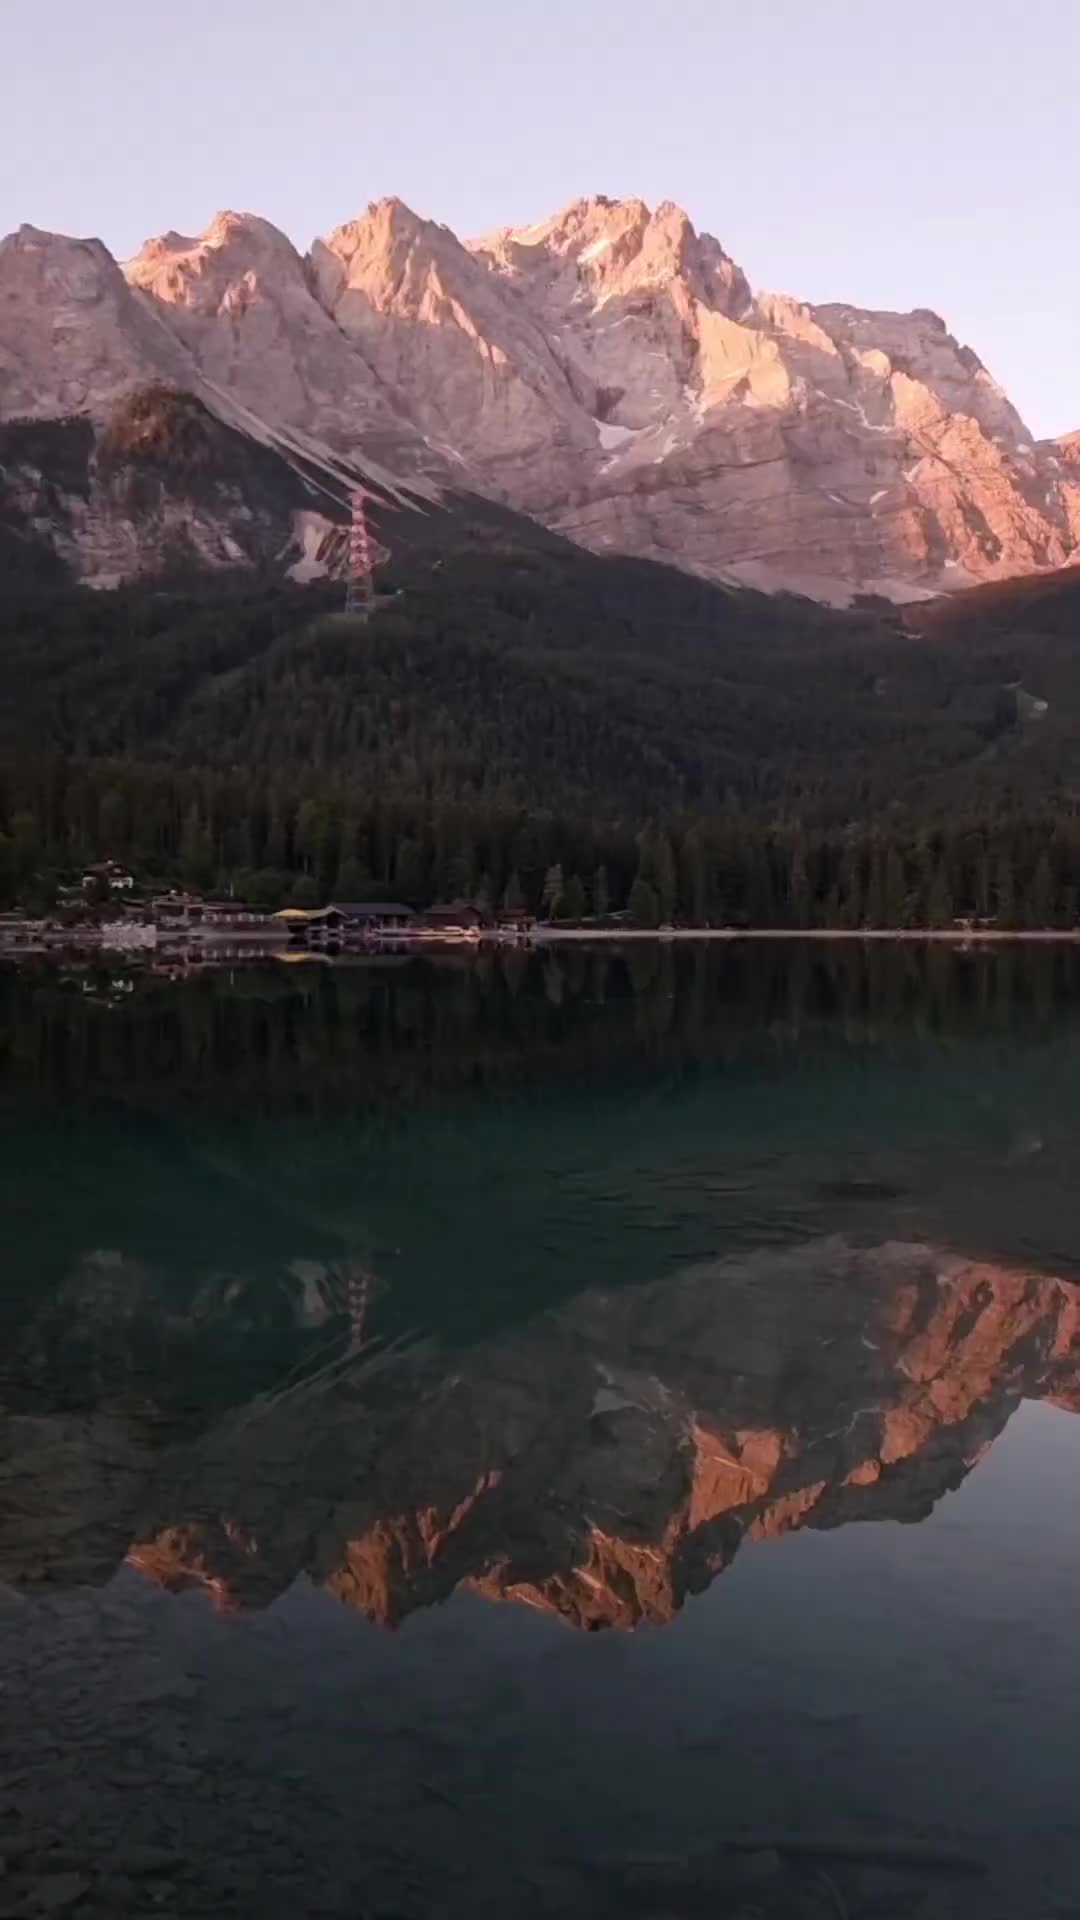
[{"x1": 3, "y1": 0, "x2": 1076, "y2": 436}]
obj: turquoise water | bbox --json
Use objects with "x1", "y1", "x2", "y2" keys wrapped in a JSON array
[{"x1": 1, "y1": 945, "x2": 1079, "y2": 1917}]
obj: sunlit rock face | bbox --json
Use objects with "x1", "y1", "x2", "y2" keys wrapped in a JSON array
[
  {"x1": 3, "y1": 198, "x2": 1077, "y2": 599},
  {"x1": 0, "y1": 225, "x2": 190, "y2": 416},
  {"x1": 308, "y1": 197, "x2": 597, "y2": 492},
  {"x1": 465, "y1": 201, "x2": 1079, "y2": 600},
  {"x1": 27, "y1": 1236, "x2": 1063, "y2": 1630},
  {"x1": 0, "y1": 219, "x2": 459, "y2": 586},
  {"x1": 132, "y1": 194, "x2": 1080, "y2": 598},
  {"x1": 125, "y1": 211, "x2": 424, "y2": 471}
]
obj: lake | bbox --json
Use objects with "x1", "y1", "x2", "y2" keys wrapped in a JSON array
[{"x1": 2, "y1": 942, "x2": 1079, "y2": 1919}]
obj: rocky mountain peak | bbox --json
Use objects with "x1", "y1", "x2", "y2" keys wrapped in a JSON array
[
  {"x1": 308, "y1": 197, "x2": 596, "y2": 485},
  {"x1": 307, "y1": 195, "x2": 465, "y2": 311},
  {"x1": 126, "y1": 210, "x2": 306, "y2": 316},
  {"x1": 469, "y1": 193, "x2": 752, "y2": 320},
  {"x1": 460, "y1": 196, "x2": 757, "y2": 456},
  {"x1": 4, "y1": 190, "x2": 1080, "y2": 600},
  {"x1": 0, "y1": 221, "x2": 191, "y2": 419},
  {"x1": 6, "y1": 222, "x2": 116, "y2": 269},
  {"x1": 0, "y1": 223, "x2": 126, "y2": 321},
  {"x1": 125, "y1": 208, "x2": 411, "y2": 454}
]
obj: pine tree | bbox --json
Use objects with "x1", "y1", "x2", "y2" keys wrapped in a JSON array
[
  {"x1": 884, "y1": 847, "x2": 908, "y2": 928},
  {"x1": 98, "y1": 788, "x2": 127, "y2": 856},
  {"x1": 252, "y1": 868, "x2": 284, "y2": 908},
  {"x1": 745, "y1": 838, "x2": 775, "y2": 927},
  {"x1": 393, "y1": 837, "x2": 426, "y2": 902},
  {"x1": 627, "y1": 876, "x2": 660, "y2": 928},
  {"x1": 837, "y1": 844, "x2": 864, "y2": 930},
  {"x1": 294, "y1": 797, "x2": 326, "y2": 876},
  {"x1": 975, "y1": 849, "x2": 992, "y2": 920},
  {"x1": 334, "y1": 855, "x2": 369, "y2": 901},
  {"x1": 788, "y1": 838, "x2": 811, "y2": 928},
  {"x1": 541, "y1": 863, "x2": 565, "y2": 919},
  {"x1": 316, "y1": 808, "x2": 342, "y2": 901},
  {"x1": 179, "y1": 805, "x2": 214, "y2": 891},
  {"x1": 442, "y1": 853, "x2": 473, "y2": 903},
  {"x1": 591, "y1": 864, "x2": 610, "y2": 921},
  {"x1": 680, "y1": 826, "x2": 710, "y2": 926},
  {"x1": 652, "y1": 829, "x2": 677, "y2": 923},
  {"x1": 636, "y1": 824, "x2": 677, "y2": 922},
  {"x1": 0, "y1": 833, "x2": 15, "y2": 909},
  {"x1": 1025, "y1": 849, "x2": 1055, "y2": 929},
  {"x1": 864, "y1": 845, "x2": 885, "y2": 931},
  {"x1": 264, "y1": 804, "x2": 288, "y2": 873},
  {"x1": 996, "y1": 851, "x2": 1017, "y2": 929},
  {"x1": 926, "y1": 861, "x2": 953, "y2": 928},
  {"x1": 561, "y1": 874, "x2": 587, "y2": 921}
]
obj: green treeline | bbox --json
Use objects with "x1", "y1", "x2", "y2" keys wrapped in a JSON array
[
  {"x1": 4, "y1": 543, "x2": 1080, "y2": 925},
  {"x1": 0, "y1": 754, "x2": 1074, "y2": 929}
]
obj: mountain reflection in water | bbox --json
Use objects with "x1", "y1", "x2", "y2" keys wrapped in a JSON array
[
  {"x1": 4, "y1": 1238, "x2": 1078, "y2": 1631},
  {"x1": 3, "y1": 945, "x2": 1080, "y2": 1918}
]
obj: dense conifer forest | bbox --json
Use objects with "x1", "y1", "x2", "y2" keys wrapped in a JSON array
[{"x1": 3, "y1": 539, "x2": 1080, "y2": 926}]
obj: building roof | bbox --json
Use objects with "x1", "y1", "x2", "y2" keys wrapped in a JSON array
[{"x1": 329, "y1": 901, "x2": 415, "y2": 917}]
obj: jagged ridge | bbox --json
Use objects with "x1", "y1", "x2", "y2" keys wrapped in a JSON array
[{"x1": 2, "y1": 197, "x2": 1079, "y2": 599}]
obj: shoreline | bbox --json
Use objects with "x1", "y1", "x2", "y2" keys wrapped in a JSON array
[
  {"x1": 4, "y1": 925, "x2": 1080, "y2": 962},
  {"x1": 531, "y1": 926, "x2": 1080, "y2": 944}
]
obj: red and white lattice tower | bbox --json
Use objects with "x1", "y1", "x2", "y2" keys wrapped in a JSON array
[{"x1": 344, "y1": 489, "x2": 376, "y2": 619}]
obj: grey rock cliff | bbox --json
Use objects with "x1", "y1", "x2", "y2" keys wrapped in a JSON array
[
  {"x1": 125, "y1": 210, "x2": 430, "y2": 475},
  {"x1": 2, "y1": 196, "x2": 1078, "y2": 599},
  {"x1": 0, "y1": 224, "x2": 190, "y2": 415}
]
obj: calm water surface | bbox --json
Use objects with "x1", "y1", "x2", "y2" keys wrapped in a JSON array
[{"x1": 2, "y1": 944, "x2": 1080, "y2": 1919}]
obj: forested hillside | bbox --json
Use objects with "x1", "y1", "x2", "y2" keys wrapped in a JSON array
[{"x1": 3, "y1": 544, "x2": 1080, "y2": 925}]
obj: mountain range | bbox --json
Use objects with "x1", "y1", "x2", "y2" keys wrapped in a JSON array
[{"x1": 3, "y1": 194, "x2": 1079, "y2": 601}]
